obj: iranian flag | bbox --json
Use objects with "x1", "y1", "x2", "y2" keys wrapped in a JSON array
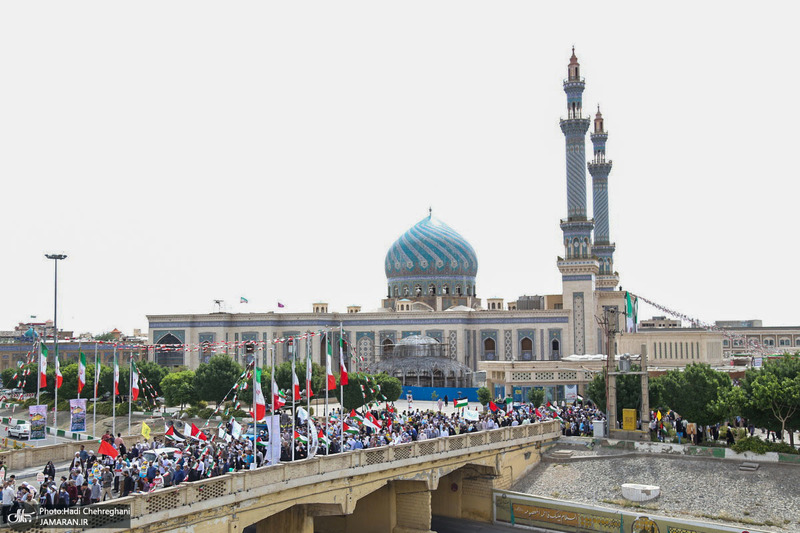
[
  {"x1": 113, "y1": 355, "x2": 120, "y2": 396},
  {"x1": 326, "y1": 339, "x2": 336, "y2": 390},
  {"x1": 253, "y1": 367, "x2": 266, "y2": 421},
  {"x1": 343, "y1": 423, "x2": 359, "y2": 436},
  {"x1": 454, "y1": 398, "x2": 468, "y2": 408},
  {"x1": 339, "y1": 337, "x2": 348, "y2": 386},
  {"x1": 39, "y1": 344, "x2": 48, "y2": 388},
  {"x1": 626, "y1": 292, "x2": 638, "y2": 333},
  {"x1": 131, "y1": 361, "x2": 139, "y2": 401},
  {"x1": 55, "y1": 349, "x2": 62, "y2": 389},
  {"x1": 293, "y1": 430, "x2": 308, "y2": 444},
  {"x1": 77, "y1": 352, "x2": 87, "y2": 394},
  {"x1": 292, "y1": 360, "x2": 301, "y2": 401},
  {"x1": 272, "y1": 378, "x2": 286, "y2": 409},
  {"x1": 306, "y1": 351, "x2": 314, "y2": 399}
]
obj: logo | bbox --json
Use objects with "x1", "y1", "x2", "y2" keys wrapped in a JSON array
[
  {"x1": 7, "y1": 506, "x2": 36, "y2": 525},
  {"x1": 631, "y1": 516, "x2": 659, "y2": 533}
]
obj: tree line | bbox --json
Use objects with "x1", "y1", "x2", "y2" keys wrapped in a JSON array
[{"x1": 587, "y1": 354, "x2": 800, "y2": 445}]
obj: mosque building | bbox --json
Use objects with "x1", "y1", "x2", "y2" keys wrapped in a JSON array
[{"x1": 146, "y1": 50, "x2": 729, "y2": 402}]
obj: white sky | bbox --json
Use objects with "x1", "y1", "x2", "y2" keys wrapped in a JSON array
[{"x1": 2, "y1": 2, "x2": 799, "y2": 336}]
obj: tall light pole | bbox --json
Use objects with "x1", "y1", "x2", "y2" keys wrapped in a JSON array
[{"x1": 45, "y1": 253, "x2": 67, "y2": 439}]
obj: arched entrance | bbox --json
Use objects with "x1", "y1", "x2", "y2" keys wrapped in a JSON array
[{"x1": 155, "y1": 333, "x2": 184, "y2": 366}]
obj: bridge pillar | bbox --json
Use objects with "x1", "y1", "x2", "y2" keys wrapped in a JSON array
[
  {"x1": 392, "y1": 480, "x2": 434, "y2": 533},
  {"x1": 254, "y1": 506, "x2": 314, "y2": 533}
]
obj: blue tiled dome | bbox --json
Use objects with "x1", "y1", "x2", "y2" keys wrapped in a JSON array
[{"x1": 385, "y1": 215, "x2": 478, "y2": 299}]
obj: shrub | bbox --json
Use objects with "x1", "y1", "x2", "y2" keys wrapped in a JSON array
[{"x1": 731, "y1": 436, "x2": 799, "y2": 455}]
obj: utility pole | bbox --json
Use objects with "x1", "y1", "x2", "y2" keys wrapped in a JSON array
[{"x1": 596, "y1": 306, "x2": 619, "y2": 435}]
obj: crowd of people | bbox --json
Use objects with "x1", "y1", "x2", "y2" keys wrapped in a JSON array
[{"x1": 0, "y1": 398, "x2": 600, "y2": 521}]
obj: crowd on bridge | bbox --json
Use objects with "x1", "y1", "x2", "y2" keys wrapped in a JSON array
[{"x1": 0, "y1": 399, "x2": 603, "y2": 521}]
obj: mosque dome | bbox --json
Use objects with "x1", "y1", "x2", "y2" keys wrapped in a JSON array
[{"x1": 385, "y1": 213, "x2": 478, "y2": 299}]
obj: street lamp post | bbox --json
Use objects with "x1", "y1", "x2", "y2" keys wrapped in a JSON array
[{"x1": 45, "y1": 253, "x2": 67, "y2": 442}]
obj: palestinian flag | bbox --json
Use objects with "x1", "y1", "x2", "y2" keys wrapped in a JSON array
[
  {"x1": 318, "y1": 429, "x2": 330, "y2": 448},
  {"x1": 164, "y1": 425, "x2": 185, "y2": 442},
  {"x1": 575, "y1": 394, "x2": 584, "y2": 403},
  {"x1": 350, "y1": 409, "x2": 364, "y2": 425},
  {"x1": 364, "y1": 412, "x2": 382, "y2": 431},
  {"x1": 343, "y1": 423, "x2": 359, "y2": 436},
  {"x1": 294, "y1": 431, "x2": 308, "y2": 444},
  {"x1": 547, "y1": 402, "x2": 558, "y2": 413},
  {"x1": 454, "y1": 398, "x2": 468, "y2": 408},
  {"x1": 488, "y1": 401, "x2": 498, "y2": 412},
  {"x1": 77, "y1": 352, "x2": 87, "y2": 393}
]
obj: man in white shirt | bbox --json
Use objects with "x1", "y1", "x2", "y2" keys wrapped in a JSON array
[{"x1": 2, "y1": 481, "x2": 16, "y2": 524}]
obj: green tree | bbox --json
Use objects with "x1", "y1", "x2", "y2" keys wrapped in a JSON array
[
  {"x1": 657, "y1": 363, "x2": 731, "y2": 426},
  {"x1": 587, "y1": 364, "x2": 656, "y2": 420},
  {"x1": 334, "y1": 372, "x2": 400, "y2": 410},
  {"x1": 737, "y1": 355, "x2": 800, "y2": 445},
  {"x1": 136, "y1": 361, "x2": 169, "y2": 396},
  {"x1": 477, "y1": 386, "x2": 492, "y2": 406},
  {"x1": 751, "y1": 372, "x2": 800, "y2": 441},
  {"x1": 194, "y1": 355, "x2": 243, "y2": 407},
  {"x1": 527, "y1": 387, "x2": 545, "y2": 407},
  {"x1": 374, "y1": 373, "x2": 401, "y2": 402},
  {"x1": 94, "y1": 332, "x2": 117, "y2": 342},
  {"x1": 160, "y1": 370, "x2": 198, "y2": 409}
]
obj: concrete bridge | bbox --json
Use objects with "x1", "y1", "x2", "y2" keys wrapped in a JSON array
[{"x1": 104, "y1": 421, "x2": 559, "y2": 533}]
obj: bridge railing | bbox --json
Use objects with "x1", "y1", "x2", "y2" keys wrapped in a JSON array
[{"x1": 108, "y1": 420, "x2": 560, "y2": 520}]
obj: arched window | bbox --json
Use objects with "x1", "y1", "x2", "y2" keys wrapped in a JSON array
[
  {"x1": 455, "y1": 286, "x2": 462, "y2": 296},
  {"x1": 393, "y1": 286, "x2": 399, "y2": 298},
  {"x1": 521, "y1": 337, "x2": 533, "y2": 360},
  {"x1": 382, "y1": 338, "x2": 394, "y2": 356},
  {"x1": 483, "y1": 338, "x2": 496, "y2": 360},
  {"x1": 414, "y1": 285, "x2": 422, "y2": 297},
  {"x1": 551, "y1": 339, "x2": 560, "y2": 359},
  {"x1": 428, "y1": 284, "x2": 436, "y2": 296},
  {"x1": 403, "y1": 286, "x2": 409, "y2": 297},
  {"x1": 442, "y1": 285, "x2": 449, "y2": 295}
]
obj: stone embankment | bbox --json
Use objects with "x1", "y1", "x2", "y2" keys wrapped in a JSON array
[{"x1": 514, "y1": 439, "x2": 800, "y2": 532}]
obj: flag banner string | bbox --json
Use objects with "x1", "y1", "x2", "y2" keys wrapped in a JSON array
[{"x1": 631, "y1": 292, "x2": 765, "y2": 355}]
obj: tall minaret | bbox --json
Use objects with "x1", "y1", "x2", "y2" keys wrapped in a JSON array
[
  {"x1": 557, "y1": 48, "x2": 599, "y2": 356},
  {"x1": 588, "y1": 106, "x2": 619, "y2": 291}
]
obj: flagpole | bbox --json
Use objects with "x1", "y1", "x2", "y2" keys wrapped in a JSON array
[
  {"x1": 306, "y1": 333, "x2": 311, "y2": 454},
  {"x1": 112, "y1": 346, "x2": 116, "y2": 440},
  {"x1": 325, "y1": 334, "x2": 329, "y2": 420},
  {"x1": 291, "y1": 341, "x2": 295, "y2": 462},
  {"x1": 339, "y1": 324, "x2": 344, "y2": 454},
  {"x1": 53, "y1": 346, "x2": 58, "y2": 445},
  {"x1": 77, "y1": 341, "x2": 82, "y2": 400},
  {"x1": 271, "y1": 346, "x2": 276, "y2": 464},
  {"x1": 36, "y1": 340, "x2": 42, "y2": 407},
  {"x1": 93, "y1": 343, "x2": 98, "y2": 437},
  {"x1": 128, "y1": 353, "x2": 133, "y2": 434}
]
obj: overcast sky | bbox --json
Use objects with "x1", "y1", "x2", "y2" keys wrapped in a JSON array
[{"x1": 2, "y1": 2, "x2": 798, "y2": 336}]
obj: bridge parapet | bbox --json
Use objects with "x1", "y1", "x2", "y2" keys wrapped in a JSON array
[{"x1": 106, "y1": 420, "x2": 559, "y2": 528}]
